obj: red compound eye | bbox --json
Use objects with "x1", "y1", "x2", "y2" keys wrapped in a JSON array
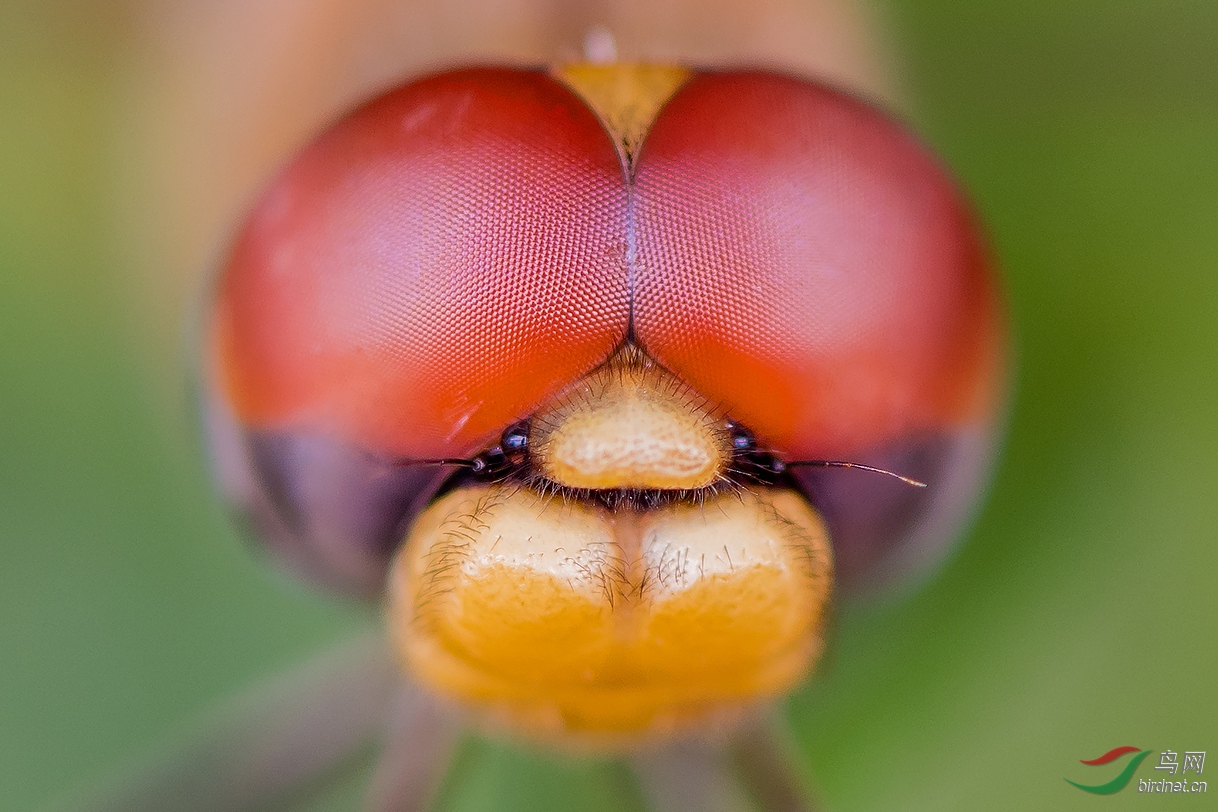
[
  {"x1": 633, "y1": 72, "x2": 1003, "y2": 460},
  {"x1": 212, "y1": 68, "x2": 631, "y2": 460},
  {"x1": 204, "y1": 66, "x2": 1006, "y2": 597},
  {"x1": 629, "y1": 73, "x2": 1005, "y2": 589}
]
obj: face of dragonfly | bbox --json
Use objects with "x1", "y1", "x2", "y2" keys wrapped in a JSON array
[{"x1": 204, "y1": 65, "x2": 1005, "y2": 749}]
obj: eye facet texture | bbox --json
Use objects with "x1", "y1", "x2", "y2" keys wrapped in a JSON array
[
  {"x1": 630, "y1": 73, "x2": 1005, "y2": 592},
  {"x1": 633, "y1": 73, "x2": 1003, "y2": 459},
  {"x1": 206, "y1": 67, "x2": 1005, "y2": 596},
  {"x1": 213, "y1": 69, "x2": 632, "y2": 459}
]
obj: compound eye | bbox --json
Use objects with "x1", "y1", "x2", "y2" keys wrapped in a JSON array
[
  {"x1": 631, "y1": 72, "x2": 1006, "y2": 590},
  {"x1": 204, "y1": 68, "x2": 630, "y2": 594}
]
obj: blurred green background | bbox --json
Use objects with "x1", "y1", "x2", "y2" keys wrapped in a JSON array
[{"x1": 2, "y1": 1, "x2": 1215, "y2": 810}]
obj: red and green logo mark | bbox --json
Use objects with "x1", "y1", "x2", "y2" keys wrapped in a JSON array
[{"x1": 1066, "y1": 746, "x2": 1154, "y2": 794}]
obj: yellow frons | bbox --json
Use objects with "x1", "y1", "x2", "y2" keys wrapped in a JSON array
[{"x1": 529, "y1": 348, "x2": 732, "y2": 491}]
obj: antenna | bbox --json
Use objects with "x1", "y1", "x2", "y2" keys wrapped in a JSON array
[
  {"x1": 392, "y1": 458, "x2": 475, "y2": 469},
  {"x1": 785, "y1": 460, "x2": 927, "y2": 488}
]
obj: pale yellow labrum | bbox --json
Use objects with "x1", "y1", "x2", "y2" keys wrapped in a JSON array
[{"x1": 387, "y1": 483, "x2": 832, "y2": 746}]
